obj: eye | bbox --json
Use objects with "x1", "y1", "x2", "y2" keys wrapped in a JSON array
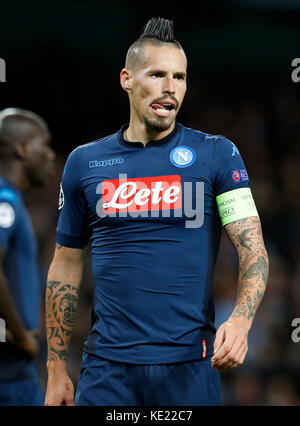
[
  {"x1": 174, "y1": 74, "x2": 185, "y2": 80},
  {"x1": 151, "y1": 72, "x2": 163, "y2": 78}
]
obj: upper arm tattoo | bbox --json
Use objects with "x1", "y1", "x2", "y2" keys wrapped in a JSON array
[{"x1": 225, "y1": 217, "x2": 267, "y2": 258}]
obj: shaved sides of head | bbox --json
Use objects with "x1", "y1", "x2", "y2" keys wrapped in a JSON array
[
  {"x1": 0, "y1": 108, "x2": 49, "y2": 159},
  {"x1": 125, "y1": 17, "x2": 184, "y2": 73},
  {"x1": 0, "y1": 107, "x2": 47, "y2": 142}
]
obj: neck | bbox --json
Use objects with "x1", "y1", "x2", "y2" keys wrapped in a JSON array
[
  {"x1": 0, "y1": 162, "x2": 31, "y2": 193},
  {"x1": 124, "y1": 117, "x2": 175, "y2": 147}
]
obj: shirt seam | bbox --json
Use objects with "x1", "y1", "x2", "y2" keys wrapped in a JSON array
[{"x1": 56, "y1": 229, "x2": 87, "y2": 240}]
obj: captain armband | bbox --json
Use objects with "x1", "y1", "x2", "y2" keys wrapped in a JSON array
[{"x1": 216, "y1": 187, "x2": 259, "y2": 226}]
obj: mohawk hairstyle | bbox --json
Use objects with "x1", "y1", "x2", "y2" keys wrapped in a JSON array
[
  {"x1": 125, "y1": 17, "x2": 183, "y2": 72},
  {"x1": 140, "y1": 17, "x2": 175, "y2": 42}
]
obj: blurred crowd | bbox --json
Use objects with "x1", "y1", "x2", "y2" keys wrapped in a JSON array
[{"x1": 5, "y1": 63, "x2": 299, "y2": 405}]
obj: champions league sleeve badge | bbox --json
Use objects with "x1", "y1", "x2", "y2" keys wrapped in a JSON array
[
  {"x1": 58, "y1": 183, "x2": 64, "y2": 210},
  {"x1": 0, "y1": 202, "x2": 15, "y2": 228}
]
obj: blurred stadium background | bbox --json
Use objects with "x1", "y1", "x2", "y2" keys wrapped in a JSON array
[{"x1": 1, "y1": 0, "x2": 300, "y2": 405}]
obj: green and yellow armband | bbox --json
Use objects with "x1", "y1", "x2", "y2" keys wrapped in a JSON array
[{"x1": 216, "y1": 187, "x2": 259, "y2": 226}]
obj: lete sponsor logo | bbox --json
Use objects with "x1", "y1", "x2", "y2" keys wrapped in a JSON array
[
  {"x1": 95, "y1": 174, "x2": 205, "y2": 228},
  {"x1": 101, "y1": 174, "x2": 182, "y2": 214}
]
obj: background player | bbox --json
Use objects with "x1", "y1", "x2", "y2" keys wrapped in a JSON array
[
  {"x1": 0, "y1": 108, "x2": 55, "y2": 405},
  {"x1": 45, "y1": 18, "x2": 269, "y2": 406}
]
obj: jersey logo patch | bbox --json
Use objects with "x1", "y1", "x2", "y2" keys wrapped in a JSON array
[
  {"x1": 89, "y1": 158, "x2": 124, "y2": 168},
  {"x1": 169, "y1": 146, "x2": 196, "y2": 168},
  {"x1": 0, "y1": 202, "x2": 15, "y2": 228},
  {"x1": 232, "y1": 169, "x2": 248, "y2": 182},
  {"x1": 58, "y1": 183, "x2": 64, "y2": 210},
  {"x1": 231, "y1": 142, "x2": 240, "y2": 156},
  {"x1": 101, "y1": 175, "x2": 182, "y2": 214}
]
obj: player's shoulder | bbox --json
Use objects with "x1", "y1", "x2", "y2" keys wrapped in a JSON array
[
  {"x1": 179, "y1": 123, "x2": 232, "y2": 147},
  {"x1": 70, "y1": 132, "x2": 117, "y2": 158},
  {"x1": 0, "y1": 178, "x2": 21, "y2": 206},
  {"x1": 0, "y1": 178, "x2": 22, "y2": 229},
  {"x1": 179, "y1": 124, "x2": 240, "y2": 160}
]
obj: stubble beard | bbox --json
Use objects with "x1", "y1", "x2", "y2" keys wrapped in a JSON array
[{"x1": 143, "y1": 115, "x2": 174, "y2": 133}]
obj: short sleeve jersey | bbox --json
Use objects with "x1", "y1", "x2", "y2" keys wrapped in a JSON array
[
  {"x1": 56, "y1": 122, "x2": 251, "y2": 364},
  {"x1": 0, "y1": 177, "x2": 41, "y2": 381}
]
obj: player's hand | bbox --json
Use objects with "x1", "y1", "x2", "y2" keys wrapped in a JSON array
[
  {"x1": 45, "y1": 368, "x2": 75, "y2": 406},
  {"x1": 6, "y1": 328, "x2": 40, "y2": 358},
  {"x1": 211, "y1": 317, "x2": 250, "y2": 371}
]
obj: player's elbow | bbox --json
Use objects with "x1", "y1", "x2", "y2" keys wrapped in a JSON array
[{"x1": 48, "y1": 244, "x2": 85, "y2": 279}]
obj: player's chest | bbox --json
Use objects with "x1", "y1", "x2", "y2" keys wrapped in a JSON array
[{"x1": 82, "y1": 147, "x2": 214, "y2": 219}]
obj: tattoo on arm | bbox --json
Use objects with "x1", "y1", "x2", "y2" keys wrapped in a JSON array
[
  {"x1": 225, "y1": 217, "x2": 269, "y2": 321},
  {"x1": 46, "y1": 280, "x2": 79, "y2": 361}
]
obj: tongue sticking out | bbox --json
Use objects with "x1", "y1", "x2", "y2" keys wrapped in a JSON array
[
  {"x1": 152, "y1": 103, "x2": 165, "y2": 109},
  {"x1": 152, "y1": 103, "x2": 171, "y2": 117}
]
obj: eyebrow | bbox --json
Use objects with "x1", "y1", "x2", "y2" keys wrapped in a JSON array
[
  {"x1": 174, "y1": 71, "x2": 187, "y2": 78},
  {"x1": 148, "y1": 69, "x2": 187, "y2": 77}
]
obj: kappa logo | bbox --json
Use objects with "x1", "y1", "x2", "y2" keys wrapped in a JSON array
[
  {"x1": 170, "y1": 146, "x2": 196, "y2": 168},
  {"x1": 89, "y1": 158, "x2": 124, "y2": 168}
]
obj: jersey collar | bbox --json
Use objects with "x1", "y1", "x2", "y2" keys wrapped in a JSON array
[{"x1": 117, "y1": 122, "x2": 180, "y2": 149}]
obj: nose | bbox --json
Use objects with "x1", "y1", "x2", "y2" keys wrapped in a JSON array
[{"x1": 163, "y1": 76, "x2": 175, "y2": 95}]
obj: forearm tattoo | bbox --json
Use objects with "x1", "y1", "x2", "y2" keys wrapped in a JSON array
[
  {"x1": 225, "y1": 217, "x2": 269, "y2": 321},
  {"x1": 46, "y1": 280, "x2": 79, "y2": 361}
]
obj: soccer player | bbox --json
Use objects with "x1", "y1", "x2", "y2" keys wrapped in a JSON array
[
  {"x1": 0, "y1": 108, "x2": 55, "y2": 405},
  {"x1": 45, "y1": 18, "x2": 269, "y2": 406}
]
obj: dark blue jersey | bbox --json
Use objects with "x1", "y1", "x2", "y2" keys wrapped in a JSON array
[
  {"x1": 0, "y1": 177, "x2": 41, "y2": 381},
  {"x1": 56, "y1": 122, "x2": 250, "y2": 364}
]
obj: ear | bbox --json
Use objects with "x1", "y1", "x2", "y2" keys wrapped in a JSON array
[
  {"x1": 14, "y1": 140, "x2": 29, "y2": 160},
  {"x1": 120, "y1": 68, "x2": 132, "y2": 93}
]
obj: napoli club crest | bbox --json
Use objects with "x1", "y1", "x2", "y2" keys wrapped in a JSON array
[{"x1": 170, "y1": 146, "x2": 196, "y2": 168}]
